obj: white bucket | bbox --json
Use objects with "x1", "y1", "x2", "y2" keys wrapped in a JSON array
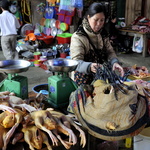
[{"x1": 134, "y1": 127, "x2": 150, "y2": 150}]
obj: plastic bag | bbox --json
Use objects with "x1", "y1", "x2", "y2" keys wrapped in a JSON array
[{"x1": 132, "y1": 34, "x2": 143, "y2": 53}]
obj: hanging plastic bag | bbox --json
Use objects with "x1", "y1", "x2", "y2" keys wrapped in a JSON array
[
  {"x1": 59, "y1": 0, "x2": 75, "y2": 12},
  {"x1": 34, "y1": 23, "x2": 41, "y2": 36},
  {"x1": 132, "y1": 34, "x2": 144, "y2": 53}
]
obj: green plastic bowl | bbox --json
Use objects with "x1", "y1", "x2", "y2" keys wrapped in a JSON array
[
  {"x1": 57, "y1": 33, "x2": 72, "y2": 38},
  {"x1": 60, "y1": 23, "x2": 69, "y2": 31}
]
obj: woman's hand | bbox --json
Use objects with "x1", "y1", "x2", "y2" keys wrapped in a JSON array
[
  {"x1": 90, "y1": 63, "x2": 102, "y2": 73},
  {"x1": 112, "y1": 63, "x2": 124, "y2": 77}
]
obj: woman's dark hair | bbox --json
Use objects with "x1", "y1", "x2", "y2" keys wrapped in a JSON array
[
  {"x1": 85, "y1": 2, "x2": 107, "y2": 19},
  {"x1": 1, "y1": 0, "x2": 10, "y2": 10}
]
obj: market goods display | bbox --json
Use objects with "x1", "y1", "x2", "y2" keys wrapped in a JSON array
[
  {"x1": 123, "y1": 64, "x2": 150, "y2": 81},
  {"x1": 0, "y1": 91, "x2": 86, "y2": 150},
  {"x1": 68, "y1": 63, "x2": 149, "y2": 141}
]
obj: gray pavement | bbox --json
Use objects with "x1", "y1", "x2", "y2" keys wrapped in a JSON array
[{"x1": 117, "y1": 52, "x2": 150, "y2": 71}]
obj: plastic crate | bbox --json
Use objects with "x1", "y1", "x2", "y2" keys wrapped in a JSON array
[
  {"x1": 57, "y1": 14, "x2": 65, "y2": 22},
  {"x1": 64, "y1": 16, "x2": 72, "y2": 25},
  {"x1": 57, "y1": 33, "x2": 72, "y2": 44},
  {"x1": 36, "y1": 35, "x2": 54, "y2": 45}
]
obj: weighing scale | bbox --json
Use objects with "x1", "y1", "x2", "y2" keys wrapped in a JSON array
[
  {"x1": 45, "y1": 58, "x2": 78, "y2": 108},
  {"x1": 0, "y1": 60, "x2": 31, "y2": 99}
]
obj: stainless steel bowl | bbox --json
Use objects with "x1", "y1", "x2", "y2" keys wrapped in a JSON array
[
  {"x1": 0, "y1": 60, "x2": 31, "y2": 74},
  {"x1": 51, "y1": 27, "x2": 57, "y2": 37},
  {"x1": 45, "y1": 58, "x2": 78, "y2": 73}
]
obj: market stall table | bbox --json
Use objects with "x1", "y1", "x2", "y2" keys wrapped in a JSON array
[{"x1": 118, "y1": 27, "x2": 150, "y2": 57}]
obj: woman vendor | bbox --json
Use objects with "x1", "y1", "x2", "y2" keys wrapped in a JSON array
[{"x1": 70, "y1": 2, "x2": 124, "y2": 85}]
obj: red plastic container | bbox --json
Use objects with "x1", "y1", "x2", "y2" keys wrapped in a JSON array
[
  {"x1": 57, "y1": 36, "x2": 71, "y2": 44},
  {"x1": 60, "y1": 53, "x2": 67, "y2": 58},
  {"x1": 36, "y1": 35, "x2": 54, "y2": 45},
  {"x1": 56, "y1": 33, "x2": 72, "y2": 44},
  {"x1": 57, "y1": 14, "x2": 65, "y2": 22},
  {"x1": 25, "y1": 30, "x2": 34, "y2": 35},
  {"x1": 34, "y1": 52, "x2": 41, "y2": 60}
]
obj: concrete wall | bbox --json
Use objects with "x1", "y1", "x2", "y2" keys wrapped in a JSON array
[{"x1": 30, "y1": 0, "x2": 46, "y2": 26}]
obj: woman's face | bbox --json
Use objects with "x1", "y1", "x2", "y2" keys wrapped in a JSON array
[{"x1": 87, "y1": 12, "x2": 105, "y2": 32}]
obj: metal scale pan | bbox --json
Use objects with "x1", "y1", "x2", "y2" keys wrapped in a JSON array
[
  {"x1": 0, "y1": 60, "x2": 31, "y2": 74},
  {"x1": 0, "y1": 60, "x2": 31, "y2": 99},
  {"x1": 45, "y1": 58, "x2": 78, "y2": 73},
  {"x1": 45, "y1": 58, "x2": 79, "y2": 108}
]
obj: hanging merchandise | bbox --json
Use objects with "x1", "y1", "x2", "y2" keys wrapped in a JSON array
[
  {"x1": 43, "y1": 27, "x2": 47, "y2": 35},
  {"x1": 44, "y1": 2, "x2": 56, "y2": 19},
  {"x1": 57, "y1": 29, "x2": 63, "y2": 34},
  {"x1": 36, "y1": 3, "x2": 45, "y2": 15},
  {"x1": 9, "y1": 1, "x2": 23, "y2": 26},
  {"x1": 51, "y1": 27, "x2": 57, "y2": 37},
  {"x1": 57, "y1": 10, "x2": 66, "y2": 22},
  {"x1": 9, "y1": 1, "x2": 18, "y2": 14},
  {"x1": 21, "y1": 0, "x2": 32, "y2": 24},
  {"x1": 45, "y1": 19, "x2": 51, "y2": 28},
  {"x1": 75, "y1": 0, "x2": 83, "y2": 18},
  {"x1": 46, "y1": 27, "x2": 51, "y2": 36},
  {"x1": 46, "y1": 0, "x2": 57, "y2": 5},
  {"x1": 56, "y1": 0, "x2": 60, "y2": 5},
  {"x1": 60, "y1": 22, "x2": 69, "y2": 31},
  {"x1": 39, "y1": 25, "x2": 44, "y2": 33},
  {"x1": 50, "y1": 18, "x2": 56, "y2": 28},
  {"x1": 59, "y1": 0, "x2": 75, "y2": 12},
  {"x1": 40, "y1": 17, "x2": 46, "y2": 26},
  {"x1": 14, "y1": 11, "x2": 23, "y2": 26},
  {"x1": 34, "y1": 23, "x2": 41, "y2": 36},
  {"x1": 55, "y1": 20, "x2": 61, "y2": 29}
]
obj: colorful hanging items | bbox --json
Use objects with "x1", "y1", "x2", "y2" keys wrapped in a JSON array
[
  {"x1": 59, "y1": 0, "x2": 75, "y2": 12},
  {"x1": 75, "y1": 0, "x2": 83, "y2": 18},
  {"x1": 9, "y1": 1, "x2": 23, "y2": 26},
  {"x1": 46, "y1": 0, "x2": 57, "y2": 5},
  {"x1": 36, "y1": 3, "x2": 45, "y2": 15},
  {"x1": 44, "y1": 2, "x2": 56, "y2": 19},
  {"x1": 14, "y1": 11, "x2": 23, "y2": 26}
]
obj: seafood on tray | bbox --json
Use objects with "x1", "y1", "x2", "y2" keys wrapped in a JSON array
[{"x1": 0, "y1": 91, "x2": 86, "y2": 150}]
